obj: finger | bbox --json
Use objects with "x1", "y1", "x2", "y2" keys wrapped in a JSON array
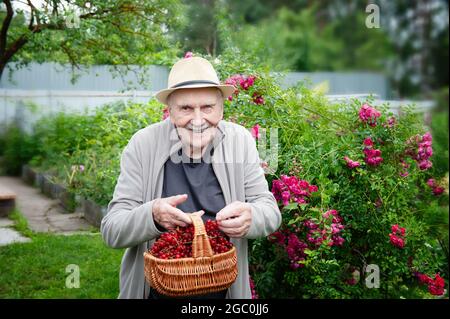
[
  {"x1": 216, "y1": 202, "x2": 243, "y2": 221},
  {"x1": 170, "y1": 218, "x2": 189, "y2": 228},
  {"x1": 219, "y1": 224, "x2": 249, "y2": 238},
  {"x1": 165, "y1": 205, "x2": 192, "y2": 224},
  {"x1": 233, "y1": 226, "x2": 250, "y2": 238},
  {"x1": 161, "y1": 222, "x2": 176, "y2": 231},
  {"x1": 218, "y1": 214, "x2": 247, "y2": 229},
  {"x1": 166, "y1": 194, "x2": 188, "y2": 207},
  {"x1": 160, "y1": 216, "x2": 188, "y2": 230}
]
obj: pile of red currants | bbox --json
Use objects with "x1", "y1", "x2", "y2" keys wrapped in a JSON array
[{"x1": 150, "y1": 220, "x2": 233, "y2": 259}]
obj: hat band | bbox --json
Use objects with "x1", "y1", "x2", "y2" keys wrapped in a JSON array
[{"x1": 170, "y1": 80, "x2": 219, "y2": 89}]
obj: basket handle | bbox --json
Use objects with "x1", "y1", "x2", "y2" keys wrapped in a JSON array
[{"x1": 190, "y1": 212, "x2": 214, "y2": 258}]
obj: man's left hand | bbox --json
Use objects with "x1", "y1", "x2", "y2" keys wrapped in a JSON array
[{"x1": 216, "y1": 201, "x2": 252, "y2": 238}]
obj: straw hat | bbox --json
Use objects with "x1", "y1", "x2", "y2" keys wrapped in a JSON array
[{"x1": 155, "y1": 56, "x2": 235, "y2": 105}]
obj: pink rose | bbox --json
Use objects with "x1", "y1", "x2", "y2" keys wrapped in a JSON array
[
  {"x1": 363, "y1": 137, "x2": 374, "y2": 147},
  {"x1": 250, "y1": 124, "x2": 261, "y2": 140}
]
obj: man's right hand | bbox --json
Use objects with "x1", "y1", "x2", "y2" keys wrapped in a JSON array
[{"x1": 152, "y1": 194, "x2": 194, "y2": 230}]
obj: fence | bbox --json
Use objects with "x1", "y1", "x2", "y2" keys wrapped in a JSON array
[{"x1": 0, "y1": 62, "x2": 435, "y2": 134}]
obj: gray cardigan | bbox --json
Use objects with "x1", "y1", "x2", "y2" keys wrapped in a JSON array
[{"x1": 101, "y1": 118, "x2": 281, "y2": 299}]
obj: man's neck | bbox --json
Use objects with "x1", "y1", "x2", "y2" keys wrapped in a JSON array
[{"x1": 182, "y1": 144, "x2": 210, "y2": 160}]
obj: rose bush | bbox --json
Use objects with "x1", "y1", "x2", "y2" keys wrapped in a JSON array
[{"x1": 210, "y1": 50, "x2": 448, "y2": 298}]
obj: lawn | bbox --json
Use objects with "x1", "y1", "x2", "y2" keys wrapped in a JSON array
[{"x1": 0, "y1": 210, "x2": 124, "y2": 298}]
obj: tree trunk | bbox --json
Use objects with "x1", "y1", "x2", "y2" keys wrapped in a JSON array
[
  {"x1": 0, "y1": 35, "x2": 29, "y2": 82},
  {"x1": 0, "y1": 62, "x2": 5, "y2": 82}
]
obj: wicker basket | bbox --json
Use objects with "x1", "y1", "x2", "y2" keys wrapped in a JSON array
[{"x1": 143, "y1": 213, "x2": 238, "y2": 297}]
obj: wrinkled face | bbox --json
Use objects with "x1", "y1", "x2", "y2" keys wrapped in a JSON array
[{"x1": 168, "y1": 87, "x2": 223, "y2": 151}]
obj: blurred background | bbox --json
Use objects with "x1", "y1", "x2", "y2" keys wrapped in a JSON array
[
  {"x1": 0, "y1": 0, "x2": 448, "y2": 161},
  {"x1": 1, "y1": 1, "x2": 448, "y2": 116},
  {"x1": 1, "y1": 1, "x2": 449, "y2": 94}
]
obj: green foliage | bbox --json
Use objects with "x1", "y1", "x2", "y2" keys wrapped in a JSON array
[
  {"x1": 0, "y1": 130, "x2": 4, "y2": 156},
  {"x1": 231, "y1": 6, "x2": 343, "y2": 71},
  {"x1": 174, "y1": 0, "x2": 220, "y2": 55},
  {"x1": 234, "y1": 6, "x2": 393, "y2": 72},
  {"x1": 210, "y1": 52, "x2": 448, "y2": 298},
  {"x1": 0, "y1": 0, "x2": 183, "y2": 84},
  {"x1": 0, "y1": 123, "x2": 38, "y2": 176},
  {"x1": 179, "y1": 0, "x2": 448, "y2": 97},
  {"x1": 27, "y1": 100, "x2": 164, "y2": 206},
  {"x1": 430, "y1": 111, "x2": 449, "y2": 178}
]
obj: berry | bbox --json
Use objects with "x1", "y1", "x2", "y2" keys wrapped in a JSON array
[{"x1": 149, "y1": 219, "x2": 233, "y2": 259}]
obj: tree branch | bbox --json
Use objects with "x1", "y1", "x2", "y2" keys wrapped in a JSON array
[
  {"x1": 2, "y1": 19, "x2": 66, "y2": 63},
  {"x1": 27, "y1": 0, "x2": 41, "y2": 25},
  {"x1": 28, "y1": 4, "x2": 35, "y2": 30},
  {"x1": 3, "y1": 34, "x2": 28, "y2": 62},
  {"x1": 84, "y1": 38, "x2": 128, "y2": 60},
  {"x1": 110, "y1": 21, "x2": 153, "y2": 39},
  {"x1": 61, "y1": 43, "x2": 80, "y2": 70},
  {"x1": 79, "y1": 8, "x2": 114, "y2": 20},
  {"x1": 51, "y1": 0, "x2": 59, "y2": 18},
  {"x1": 0, "y1": 2, "x2": 156, "y2": 73},
  {"x1": 0, "y1": 0, "x2": 14, "y2": 56}
]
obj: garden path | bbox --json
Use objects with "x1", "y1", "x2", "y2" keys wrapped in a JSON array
[{"x1": 0, "y1": 176, "x2": 91, "y2": 245}]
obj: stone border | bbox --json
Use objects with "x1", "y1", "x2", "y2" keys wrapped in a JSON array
[
  {"x1": 82, "y1": 198, "x2": 107, "y2": 228},
  {"x1": 21, "y1": 164, "x2": 106, "y2": 227}
]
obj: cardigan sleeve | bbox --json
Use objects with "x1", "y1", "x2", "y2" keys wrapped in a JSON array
[
  {"x1": 101, "y1": 134, "x2": 164, "y2": 249},
  {"x1": 240, "y1": 129, "x2": 282, "y2": 239}
]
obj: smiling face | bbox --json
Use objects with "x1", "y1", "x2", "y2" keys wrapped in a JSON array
[{"x1": 168, "y1": 87, "x2": 224, "y2": 157}]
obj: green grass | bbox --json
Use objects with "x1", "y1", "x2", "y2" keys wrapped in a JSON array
[
  {"x1": 8, "y1": 209, "x2": 34, "y2": 238},
  {"x1": 0, "y1": 210, "x2": 124, "y2": 298}
]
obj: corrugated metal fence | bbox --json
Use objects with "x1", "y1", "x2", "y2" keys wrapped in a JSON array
[{"x1": 0, "y1": 62, "x2": 434, "y2": 134}]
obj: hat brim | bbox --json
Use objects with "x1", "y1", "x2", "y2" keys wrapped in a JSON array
[{"x1": 155, "y1": 84, "x2": 236, "y2": 105}]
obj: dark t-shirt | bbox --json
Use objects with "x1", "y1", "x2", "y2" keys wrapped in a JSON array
[
  {"x1": 149, "y1": 147, "x2": 227, "y2": 299},
  {"x1": 162, "y1": 147, "x2": 226, "y2": 220}
]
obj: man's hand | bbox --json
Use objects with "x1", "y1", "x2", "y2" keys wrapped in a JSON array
[
  {"x1": 152, "y1": 194, "x2": 201, "y2": 230},
  {"x1": 216, "y1": 201, "x2": 252, "y2": 238}
]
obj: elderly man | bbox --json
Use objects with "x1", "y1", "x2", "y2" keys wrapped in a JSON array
[{"x1": 101, "y1": 56, "x2": 281, "y2": 299}]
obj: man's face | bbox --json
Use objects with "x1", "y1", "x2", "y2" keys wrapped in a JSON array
[{"x1": 168, "y1": 87, "x2": 223, "y2": 152}]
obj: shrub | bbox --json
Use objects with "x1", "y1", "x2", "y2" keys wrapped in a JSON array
[
  {"x1": 0, "y1": 123, "x2": 37, "y2": 176},
  {"x1": 209, "y1": 50, "x2": 448, "y2": 298},
  {"x1": 430, "y1": 111, "x2": 449, "y2": 178},
  {"x1": 28, "y1": 100, "x2": 164, "y2": 206}
]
